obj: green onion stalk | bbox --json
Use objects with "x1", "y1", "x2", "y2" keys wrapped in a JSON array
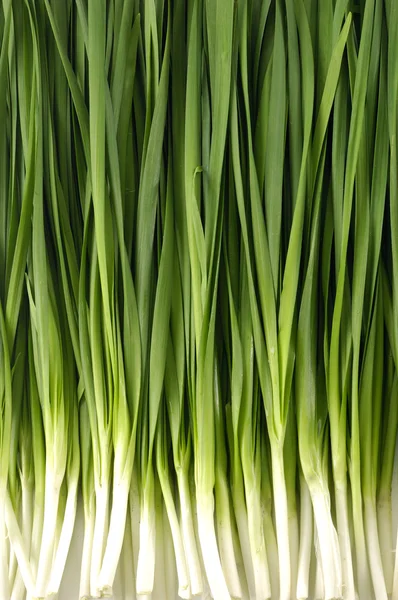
[
  {"x1": 285, "y1": 402, "x2": 299, "y2": 598},
  {"x1": 47, "y1": 349, "x2": 80, "y2": 597},
  {"x1": 326, "y1": 1, "x2": 376, "y2": 598},
  {"x1": 136, "y1": 158, "x2": 190, "y2": 597},
  {"x1": 0, "y1": 304, "x2": 12, "y2": 600},
  {"x1": 84, "y1": 0, "x2": 116, "y2": 589},
  {"x1": 295, "y1": 14, "x2": 352, "y2": 597},
  {"x1": 77, "y1": 2, "x2": 141, "y2": 595},
  {"x1": 74, "y1": 0, "x2": 133, "y2": 592},
  {"x1": 296, "y1": 155, "x2": 342, "y2": 600},
  {"x1": 26, "y1": 196, "x2": 78, "y2": 600},
  {"x1": 184, "y1": 0, "x2": 234, "y2": 598},
  {"x1": 23, "y1": 337, "x2": 45, "y2": 600},
  {"x1": 259, "y1": 409, "x2": 280, "y2": 600},
  {"x1": 364, "y1": 2, "x2": 395, "y2": 589},
  {"x1": 79, "y1": 230, "x2": 113, "y2": 599},
  {"x1": 96, "y1": 38, "x2": 142, "y2": 600},
  {"x1": 359, "y1": 8, "x2": 389, "y2": 593},
  {"x1": 1, "y1": 2, "x2": 36, "y2": 595},
  {"x1": 385, "y1": 0, "x2": 398, "y2": 596},
  {"x1": 234, "y1": 2, "x2": 316, "y2": 596},
  {"x1": 232, "y1": 6, "x2": 288, "y2": 594},
  {"x1": 78, "y1": 401, "x2": 95, "y2": 600},
  {"x1": 169, "y1": 0, "x2": 203, "y2": 591},
  {"x1": 222, "y1": 193, "x2": 272, "y2": 600},
  {"x1": 128, "y1": 464, "x2": 141, "y2": 598},
  {"x1": 360, "y1": 280, "x2": 387, "y2": 599},
  {"x1": 133, "y1": 3, "x2": 173, "y2": 595},
  {"x1": 214, "y1": 363, "x2": 242, "y2": 599},
  {"x1": 119, "y1": 503, "x2": 135, "y2": 600},
  {"x1": 164, "y1": 274, "x2": 203, "y2": 595},
  {"x1": 41, "y1": 0, "x2": 142, "y2": 594},
  {"x1": 156, "y1": 405, "x2": 191, "y2": 599},
  {"x1": 377, "y1": 320, "x2": 398, "y2": 595},
  {"x1": 11, "y1": 322, "x2": 33, "y2": 600},
  {"x1": 15, "y1": 5, "x2": 68, "y2": 598},
  {"x1": 296, "y1": 473, "x2": 313, "y2": 599},
  {"x1": 376, "y1": 97, "x2": 397, "y2": 600},
  {"x1": 345, "y1": 17, "x2": 373, "y2": 597}
]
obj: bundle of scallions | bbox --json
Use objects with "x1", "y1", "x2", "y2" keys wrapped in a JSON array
[{"x1": 1, "y1": 0, "x2": 398, "y2": 599}]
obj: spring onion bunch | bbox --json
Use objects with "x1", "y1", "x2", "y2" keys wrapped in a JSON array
[{"x1": 3, "y1": 1, "x2": 398, "y2": 600}]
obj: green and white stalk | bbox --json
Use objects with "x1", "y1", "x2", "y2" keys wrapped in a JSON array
[
  {"x1": 285, "y1": 404, "x2": 299, "y2": 600},
  {"x1": 360, "y1": 279, "x2": 387, "y2": 600},
  {"x1": 176, "y1": 463, "x2": 203, "y2": 596},
  {"x1": 184, "y1": 0, "x2": 234, "y2": 597},
  {"x1": 164, "y1": 233, "x2": 202, "y2": 596},
  {"x1": 121, "y1": 510, "x2": 135, "y2": 600},
  {"x1": 327, "y1": 1, "x2": 376, "y2": 598},
  {"x1": 133, "y1": 2, "x2": 172, "y2": 595},
  {"x1": 259, "y1": 421, "x2": 279, "y2": 600},
  {"x1": 0, "y1": 305, "x2": 12, "y2": 600},
  {"x1": 151, "y1": 482, "x2": 167, "y2": 600},
  {"x1": 377, "y1": 364, "x2": 398, "y2": 595},
  {"x1": 129, "y1": 467, "x2": 141, "y2": 588},
  {"x1": 136, "y1": 144, "x2": 175, "y2": 597},
  {"x1": 387, "y1": 1, "x2": 398, "y2": 598},
  {"x1": 48, "y1": 411, "x2": 80, "y2": 596},
  {"x1": 156, "y1": 411, "x2": 190, "y2": 599},
  {"x1": 25, "y1": 339, "x2": 45, "y2": 600},
  {"x1": 296, "y1": 476, "x2": 312, "y2": 600},
  {"x1": 214, "y1": 368, "x2": 241, "y2": 600},
  {"x1": 12, "y1": 392, "x2": 34, "y2": 600},
  {"x1": 5, "y1": 494, "x2": 35, "y2": 598},
  {"x1": 162, "y1": 499, "x2": 178, "y2": 600},
  {"x1": 79, "y1": 402, "x2": 95, "y2": 600}
]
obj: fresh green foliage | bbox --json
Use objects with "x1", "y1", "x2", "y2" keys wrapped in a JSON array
[{"x1": 1, "y1": 2, "x2": 398, "y2": 600}]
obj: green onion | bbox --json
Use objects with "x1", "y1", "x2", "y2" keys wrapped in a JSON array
[{"x1": 2, "y1": 3, "x2": 398, "y2": 600}]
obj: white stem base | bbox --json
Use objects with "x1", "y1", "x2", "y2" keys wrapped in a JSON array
[
  {"x1": 233, "y1": 502, "x2": 255, "y2": 600},
  {"x1": 152, "y1": 493, "x2": 166, "y2": 600},
  {"x1": 178, "y1": 470, "x2": 202, "y2": 595},
  {"x1": 11, "y1": 571, "x2": 25, "y2": 600},
  {"x1": 197, "y1": 493, "x2": 230, "y2": 600},
  {"x1": 79, "y1": 495, "x2": 95, "y2": 600},
  {"x1": 296, "y1": 479, "x2": 312, "y2": 600},
  {"x1": 377, "y1": 495, "x2": 393, "y2": 594},
  {"x1": 5, "y1": 494, "x2": 35, "y2": 597},
  {"x1": 312, "y1": 490, "x2": 342, "y2": 600},
  {"x1": 289, "y1": 507, "x2": 299, "y2": 600},
  {"x1": 159, "y1": 478, "x2": 190, "y2": 599},
  {"x1": 271, "y1": 446, "x2": 291, "y2": 600},
  {"x1": 90, "y1": 482, "x2": 109, "y2": 598},
  {"x1": 35, "y1": 471, "x2": 61, "y2": 598},
  {"x1": 216, "y1": 476, "x2": 241, "y2": 599},
  {"x1": 246, "y1": 485, "x2": 270, "y2": 600},
  {"x1": 11, "y1": 480, "x2": 31, "y2": 600},
  {"x1": 263, "y1": 513, "x2": 279, "y2": 600},
  {"x1": 391, "y1": 510, "x2": 398, "y2": 600},
  {"x1": 97, "y1": 479, "x2": 130, "y2": 595},
  {"x1": 314, "y1": 539, "x2": 324, "y2": 600},
  {"x1": 121, "y1": 512, "x2": 136, "y2": 600},
  {"x1": 351, "y1": 489, "x2": 371, "y2": 600},
  {"x1": 136, "y1": 491, "x2": 156, "y2": 595},
  {"x1": 364, "y1": 497, "x2": 388, "y2": 600},
  {"x1": 0, "y1": 495, "x2": 10, "y2": 600},
  {"x1": 335, "y1": 483, "x2": 356, "y2": 600},
  {"x1": 48, "y1": 478, "x2": 79, "y2": 595},
  {"x1": 9, "y1": 546, "x2": 17, "y2": 589},
  {"x1": 129, "y1": 470, "x2": 140, "y2": 581},
  {"x1": 162, "y1": 501, "x2": 178, "y2": 600}
]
